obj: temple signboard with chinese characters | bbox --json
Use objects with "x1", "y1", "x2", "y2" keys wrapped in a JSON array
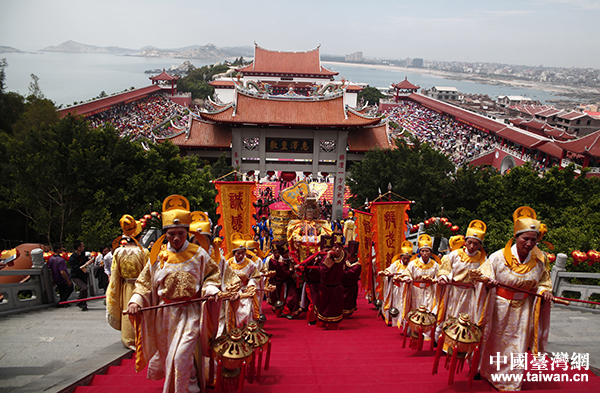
[{"x1": 266, "y1": 138, "x2": 313, "y2": 153}]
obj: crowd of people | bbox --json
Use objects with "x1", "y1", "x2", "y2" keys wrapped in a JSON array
[
  {"x1": 87, "y1": 94, "x2": 187, "y2": 141},
  {"x1": 382, "y1": 100, "x2": 500, "y2": 167}
]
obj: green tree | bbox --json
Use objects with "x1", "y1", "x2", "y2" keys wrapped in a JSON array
[
  {"x1": 177, "y1": 63, "x2": 230, "y2": 100},
  {"x1": 346, "y1": 136, "x2": 454, "y2": 220},
  {"x1": 357, "y1": 86, "x2": 385, "y2": 105}
]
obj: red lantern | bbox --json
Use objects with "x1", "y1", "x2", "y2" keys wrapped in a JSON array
[
  {"x1": 280, "y1": 171, "x2": 296, "y2": 182},
  {"x1": 547, "y1": 253, "x2": 556, "y2": 263},
  {"x1": 445, "y1": 222, "x2": 452, "y2": 228},
  {"x1": 587, "y1": 250, "x2": 600, "y2": 265},
  {"x1": 571, "y1": 250, "x2": 588, "y2": 265},
  {"x1": 151, "y1": 211, "x2": 159, "y2": 217},
  {"x1": 451, "y1": 225, "x2": 459, "y2": 233},
  {"x1": 440, "y1": 217, "x2": 448, "y2": 224},
  {"x1": 144, "y1": 214, "x2": 152, "y2": 220}
]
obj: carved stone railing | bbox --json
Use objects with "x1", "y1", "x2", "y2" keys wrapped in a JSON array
[{"x1": 551, "y1": 253, "x2": 600, "y2": 311}]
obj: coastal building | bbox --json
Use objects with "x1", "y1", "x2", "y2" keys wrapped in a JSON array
[
  {"x1": 391, "y1": 77, "x2": 420, "y2": 101},
  {"x1": 498, "y1": 95, "x2": 533, "y2": 107},
  {"x1": 345, "y1": 52, "x2": 363, "y2": 62},
  {"x1": 425, "y1": 86, "x2": 460, "y2": 101}
]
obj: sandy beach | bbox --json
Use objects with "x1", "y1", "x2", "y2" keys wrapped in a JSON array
[{"x1": 322, "y1": 61, "x2": 600, "y2": 99}]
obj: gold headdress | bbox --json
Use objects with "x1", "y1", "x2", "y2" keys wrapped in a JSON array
[
  {"x1": 465, "y1": 220, "x2": 486, "y2": 243},
  {"x1": 513, "y1": 206, "x2": 540, "y2": 237},
  {"x1": 162, "y1": 194, "x2": 190, "y2": 229},
  {"x1": 418, "y1": 234, "x2": 433, "y2": 250},
  {"x1": 400, "y1": 240, "x2": 414, "y2": 256}
]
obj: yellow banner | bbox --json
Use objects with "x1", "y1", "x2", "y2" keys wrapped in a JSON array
[
  {"x1": 370, "y1": 202, "x2": 410, "y2": 299},
  {"x1": 354, "y1": 210, "x2": 373, "y2": 291},
  {"x1": 215, "y1": 181, "x2": 257, "y2": 255}
]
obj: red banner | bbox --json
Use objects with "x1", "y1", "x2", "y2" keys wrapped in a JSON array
[
  {"x1": 370, "y1": 201, "x2": 411, "y2": 299},
  {"x1": 354, "y1": 210, "x2": 374, "y2": 291},
  {"x1": 214, "y1": 181, "x2": 257, "y2": 255}
]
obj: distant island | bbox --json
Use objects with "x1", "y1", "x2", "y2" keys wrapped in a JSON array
[
  {"x1": 0, "y1": 46, "x2": 25, "y2": 54},
  {"x1": 39, "y1": 40, "x2": 252, "y2": 59}
]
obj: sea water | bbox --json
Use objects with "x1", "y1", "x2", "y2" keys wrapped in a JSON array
[{"x1": 1, "y1": 52, "x2": 568, "y2": 106}]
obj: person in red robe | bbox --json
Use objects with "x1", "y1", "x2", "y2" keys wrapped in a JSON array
[
  {"x1": 316, "y1": 232, "x2": 346, "y2": 330},
  {"x1": 342, "y1": 240, "x2": 362, "y2": 317},
  {"x1": 297, "y1": 234, "x2": 333, "y2": 325}
]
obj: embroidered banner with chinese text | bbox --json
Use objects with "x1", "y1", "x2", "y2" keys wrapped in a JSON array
[{"x1": 215, "y1": 181, "x2": 257, "y2": 255}]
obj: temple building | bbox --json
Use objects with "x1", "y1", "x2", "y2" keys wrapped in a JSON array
[
  {"x1": 163, "y1": 44, "x2": 390, "y2": 220},
  {"x1": 210, "y1": 43, "x2": 363, "y2": 107}
]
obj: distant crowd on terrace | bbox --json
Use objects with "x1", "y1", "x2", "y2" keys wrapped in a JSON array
[
  {"x1": 87, "y1": 94, "x2": 189, "y2": 141},
  {"x1": 381, "y1": 100, "x2": 557, "y2": 172},
  {"x1": 382, "y1": 101, "x2": 499, "y2": 166}
]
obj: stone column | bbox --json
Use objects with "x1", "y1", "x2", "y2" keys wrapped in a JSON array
[{"x1": 550, "y1": 253, "x2": 567, "y2": 295}]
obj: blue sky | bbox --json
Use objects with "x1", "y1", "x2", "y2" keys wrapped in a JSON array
[{"x1": 1, "y1": 0, "x2": 598, "y2": 68}]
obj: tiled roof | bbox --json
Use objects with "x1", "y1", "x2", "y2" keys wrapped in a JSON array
[
  {"x1": 531, "y1": 140, "x2": 564, "y2": 159},
  {"x1": 495, "y1": 127, "x2": 547, "y2": 148},
  {"x1": 347, "y1": 123, "x2": 391, "y2": 152},
  {"x1": 162, "y1": 117, "x2": 232, "y2": 149},
  {"x1": 199, "y1": 91, "x2": 381, "y2": 128},
  {"x1": 535, "y1": 108, "x2": 563, "y2": 118},
  {"x1": 557, "y1": 129, "x2": 600, "y2": 156},
  {"x1": 558, "y1": 111, "x2": 586, "y2": 120},
  {"x1": 149, "y1": 70, "x2": 178, "y2": 81},
  {"x1": 521, "y1": 119, "x2": 546, "y2": 130},
  {"x1": 58, "y1": 85, "x2": 162, "y2": 118},
  {"x1": 210, "y1": 80, "x2": 236, "y2": 87},
  {"x1": 543, "y1": 126, "x2": 576, "y2": 141},
  {"x1": 509, "y1": 105, "x2": 555, "y2": 116},
  {"x1": 509, "y1": 118, "x2": 526, "y2": 126},
  {"x1": 392, "y1": 77, "x2": 420, "y2": 90},
  {"x1": 236, "y1": 44, "x2": 338, "y2": 77}
]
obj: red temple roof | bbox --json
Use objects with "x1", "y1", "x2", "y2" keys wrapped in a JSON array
[
  {"x1": 531, "y1": 140, "x2": 564, "y2": 159},
  {"x1": 557, "y1": 129, "x2": 600, "y2": 156},
  {"x1": 149, "y1": 70, "x2": 178, "y2": 81},
  {"x1": 58, "y1": 85, "x2": 162, "y2": 118},
  {"x1": 347, "y1": 123, "x2": 391, "y2": 152},
  {"x1": 495, "y1": 127, "x2": 547, "y2": 149},
  {"x1": 392, "y1": 77, "x2": 420, "y2": 90},
  {"x1": 199, "y1": 90, "x2": 381, "y2": 128},
  {"x1": 236, "y1": 44, "x2": 338, "y2": 77},
  {"x1": 162, "y1": 117, "x2": 232, "y2": 149}
]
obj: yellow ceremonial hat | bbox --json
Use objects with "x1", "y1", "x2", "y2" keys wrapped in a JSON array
[
  {"x1": 162, "y1": 195, "x2": 191, "y2": 229},
  {"x1": 418, "y1": 234, "x2": 433, "y2": 250},
  {"x1": 245, "y1": 240, "x2": 259, "y2": 251},
  {"x1": 513, "y1": 206, "x2": 541, "y2": 237},
  {"x1": 231, "y1": 232, "x2": 246, "y2": 252},
  {"x1": 119, "y1": 214, "x2": 142, "y2": 238},
  {"x1": 465, "y1": 220, "x2": 486, "y2": 243},
  {"x1": 400, "y1": 240, "x2": 414, "y2": 256},
  {"x1": 190, "y1": 211, "x2": 211, "y2": 237},
  {"x1": 448, "y1": 235, "x2": 465, "y2": 251}
]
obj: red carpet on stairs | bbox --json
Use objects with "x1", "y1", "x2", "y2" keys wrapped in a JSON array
[{"x1": 75, "y1": 289, "x2": 599, "y2": 392}]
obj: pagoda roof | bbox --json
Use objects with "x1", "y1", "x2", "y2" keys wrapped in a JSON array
[
  {"x1": 556, "y1": 129, "x2": 600, "y2": 157},
  {"x1": 392, "y1": 77, "x2": 420, "y2": 90},
  {"x1": 58, "y1": 85, "x2": 162, "y2": 118},
  {"x1": 535, "y1": 108, "x2": 563, "y2": 118},
  {"x1": 149, "y1": 70, "x2": 179, "y2": 81},
  {"x1": 521, "y1": 119, "x2": 546, "y2": 131},
  {"x1": 199, "y1": 90, "x2": 381, "y2": 128},
  {"x1": 236, "y1": 43, "x2": 338, "y2": 77},
  {"x1": 347, "y1": 123, "x2": 391, "y2": 152},
  {"x1": 509, "y1": 104, "x2": 555, "y2": 116},
  {"x1": 161, "y1": 117, "x2": 232, "y2": 149}
]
